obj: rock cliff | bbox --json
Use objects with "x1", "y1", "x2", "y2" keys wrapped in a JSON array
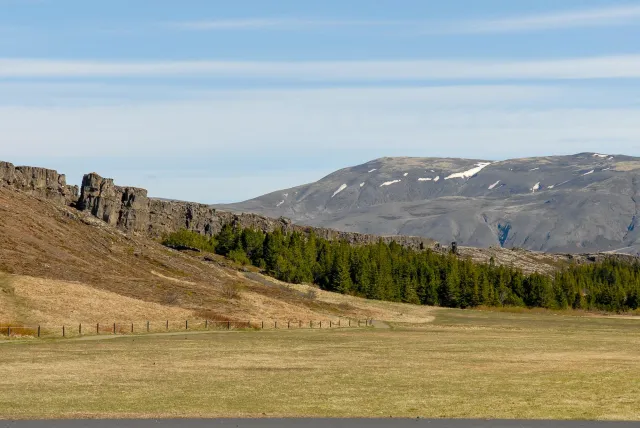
[
  {"x1": 74, "y1": 172, "x2": 435, "y2": 250},
  {"x1": 0, "y1": 161, "x2": 78, "y2": 205}
]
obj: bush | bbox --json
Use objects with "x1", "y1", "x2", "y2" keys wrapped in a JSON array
[
  {"x1": 162, "y1": 229, "x2": 217, "y2": 253},
  {"x1": 228, "y1": 249, "x2": 251, "y2": 266},
  {"x1": 221, "y1": 282, "x2": 242, "y2": 299}
]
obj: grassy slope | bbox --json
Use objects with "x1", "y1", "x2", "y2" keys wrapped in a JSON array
[
  {"x1": 0, "y1": 309, "x2": 638, "y2": 420},
  {"x1": 0, "y1": 186, "x2": 435, "y2": 328}
]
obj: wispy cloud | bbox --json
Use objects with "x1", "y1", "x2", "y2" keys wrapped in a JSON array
[
  {"x1": 167, "y1": 5, "x2": 640, "y2": 34},
  {"x1": 441, "y1": 4, "x2": 640, "y2": 34},
  {"x1": 167, "y1": 18, "x2": 400, "y2": 31},
  {"x1": 2, "y1": 55, "x2": 640, "y2": 81}
]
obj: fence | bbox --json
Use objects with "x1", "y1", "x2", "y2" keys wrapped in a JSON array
[{"x1": 0, "y1": 318, "x2": 373, "y2": 339}]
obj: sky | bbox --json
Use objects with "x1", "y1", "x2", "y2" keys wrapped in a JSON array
[{"x1": 1, "y1": 0, "x2": 640, "y2": 202}]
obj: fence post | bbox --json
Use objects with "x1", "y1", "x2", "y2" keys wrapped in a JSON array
[
  {"x1": 228, "y1": 321, "x2": 231, "y2": 330},
  {"x1": 261, "y1": 320, "x2": 264, "y2": 329},
  {"x1": 79, "y1": 323, "x2": 82, "y2": 335},
  {"x1": 310, "y1": 320, "x2": 312, "y2": 328},
  {"x1": 288, "y1": 321, "x2": 290, "y2": 329},
  {"x1": 358, "y1": 320, "x2": 360, "y2": 327},
  {"x1": 275, "y1": 321, "x2": 277, "y2": 329},
  {"x1": 205, "y1": 319, "x2": 208, "y2": 329},
  {"x1": 97, "y1": 323, "x2": 99, "y2": 334},
  {"x1": 131, "y1": 323, "x2": 134, "y2": 333},
  {"x1": 37, "y1": 325, "x2": 40, "y2": 338},
  {"x1": 330, "y1": 321, "x2": 332, "y2": 328},
  {"x1": 166, "y1": 320, "x2": 169, "y2": 330},
  {"x1": 185, "y1": 320, "x2": 188, "y2": 330},
  {"x1": 339, "y1": 319, "x2": 341, "y2": 327},
  {"x1": 320, "y1": 321, "x2": 322, "y2": 329},
  {"x1": 62, "y1": 325, "x2": 65, "y2": 337},
  {"x1": 299, "y1": 320, "x2": 302, "y2": 328},
  {"x1": 349, "y1": 319, "x2": 351, "y2": 327},
  {"x1": 147, "y1": 321, "x2": 150, "y2": 332},
  {"x1": 7, "y1": 326, "x2": 10, "y2": 337},
  {"x1": 113, "y1": 323, "x2": 116, "y2": 335}
]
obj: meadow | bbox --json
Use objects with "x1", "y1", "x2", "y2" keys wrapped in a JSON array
[{"x1": 1, "y1": 308, "x2": 639, "y2": 420}]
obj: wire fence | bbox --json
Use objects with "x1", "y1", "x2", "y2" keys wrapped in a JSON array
[{"x1": 0, "y1": 318, "x2": 373, "y2": 339}]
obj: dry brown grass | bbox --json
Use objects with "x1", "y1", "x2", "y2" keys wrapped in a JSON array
[
  {"x1": 0, "y1": 309, "x2": 639, "y2": 420},
  {"x1": 0, "y1": 187, "x2": 436, "y2": 326},
  {"x1": 0, "y1": 275, "x2": 195, "y2": 326}
]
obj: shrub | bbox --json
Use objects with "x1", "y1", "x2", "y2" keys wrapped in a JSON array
[
  {"x1": 228, "y1": 249, "x2": 251, "y2": 266},
  {"x1": 221, "y1": 282, "x2": 242, "y2": 299},
  {"x1": 162, "y1": 229, "x2": 217, "y2": 253}
]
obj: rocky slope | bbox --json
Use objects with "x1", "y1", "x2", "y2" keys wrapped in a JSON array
[
  {"x1": 222, "y1": 153, "x2": 640, "y2": 254},
  {"x1": 0, "y1": 181, "x2": 435, "y2": 326},
  {"x1": 0, "y1": 160, "x2": 435, "y2": 250}
]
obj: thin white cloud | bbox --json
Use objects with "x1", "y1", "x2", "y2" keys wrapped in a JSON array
[
  {"x1": 167, "y1": 5, "x2": 640, "y2": 33},
  {"x1": 445, "y1": 4, "x2": 640, "y2": 34},
  {"x1": 2, "y1": 55, "x2": 640, "y2": 80},
  {"x1": 0, "y1": 83, "x2": 564, "y2": 107},
  {"x1": 167, "y1": 18, "x2": 400, "y2": 30}
]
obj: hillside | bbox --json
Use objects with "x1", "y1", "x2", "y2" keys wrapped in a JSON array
[
  {"x1": 0, "y1": 185, "x2": 435, "y2": 326},
  {"x1": 222, "y1": 153, "x2": 640, "y2": 254}
]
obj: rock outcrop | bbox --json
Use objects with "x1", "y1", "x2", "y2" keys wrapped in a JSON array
[
  {"x1": 0, "y1": 161, "x2": 78, "y2": 205},
  {"x1": 74, "y1": 172, "x2": 436, "y2": 250}
]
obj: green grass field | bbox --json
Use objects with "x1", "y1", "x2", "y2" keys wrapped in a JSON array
[{"x1": 1, "y1": 309, "x2": 639, "y2": 420}]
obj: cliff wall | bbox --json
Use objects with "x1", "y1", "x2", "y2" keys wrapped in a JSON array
[
  {"x1": 0, "y1": 161, "x2": 78, "y2": 205},
  {"x1": 75, "y1": 172, "x2": 436, "y2": 250},
  {"x1": 0, "y1": 161, "x2": 435, "y2": 250}
]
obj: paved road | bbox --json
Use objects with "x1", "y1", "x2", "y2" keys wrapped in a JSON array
[{"x1": 1, "y1": 420, "x2": 638, "y2": 428}]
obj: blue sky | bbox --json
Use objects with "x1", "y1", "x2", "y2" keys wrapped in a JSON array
[{"x1": 1, "y1": 0, "x2": 640, "y2": 202}]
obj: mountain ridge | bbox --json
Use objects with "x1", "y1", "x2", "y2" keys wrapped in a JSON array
[{"x1": 221, "y1": 152, "x2": 640, "y2": 254}]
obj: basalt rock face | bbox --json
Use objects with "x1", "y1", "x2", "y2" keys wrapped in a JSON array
[
  {"x1": 77, "y1": 173, "x2": 150, "y2": 230},
  {"x1": 0, "y1": 159, "x2": 435, "y2": 249},
  {"x1": 0, "y1": 161, "x2": 78, "y2": 205},
  {"x1": 73, "y1": 172, "x2": 436, "y2": 249}
]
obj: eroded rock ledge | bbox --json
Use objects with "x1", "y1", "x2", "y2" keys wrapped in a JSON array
[
  {"x1": 0, "y1": 161, "x2": 78, "y2": 205},
  {"x1": 0, "y1": 161, "x2": 434, "y2": 250}
]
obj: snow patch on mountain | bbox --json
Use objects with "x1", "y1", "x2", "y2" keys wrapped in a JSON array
[
  {"x1": 583, "y1": 170, "x2": 594, "y2": 176},
  {"x1": 418, "y1": 178, "x2": 432, "y2": 182},
  {"x1": 380, "y1": 180, "x2": 401, "y2": 187},
  {"x1": 488, "y1": 180, "x2": 501, "y2": 190},
  {"x1": 532, "y1": 182, "x2": 541, "y2": 192},
  {"x1": 332, "y1": 184, "x2": 348, "y2": 198},
  {"x1": 368, "y1": 169, "x2": 377, "y2": 173},
  {"x1": 445, "y1": 162, "x2": 491, "y2": 180},
  {"x1": 593, "y1": 153, "x2": 608, "y2": 158}
]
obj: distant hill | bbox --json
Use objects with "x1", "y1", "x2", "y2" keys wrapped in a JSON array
[{"x1": 220, "y1": 153, "x2": 640, "y2": 254}]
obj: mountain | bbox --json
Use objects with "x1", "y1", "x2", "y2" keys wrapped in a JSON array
[{"x1": 221, "y1": 153, "x2": 640, "y2": 254}]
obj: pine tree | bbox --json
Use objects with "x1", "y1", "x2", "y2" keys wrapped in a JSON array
[{"x1": 216, "y1": 224, "x2": 239, "y2": 256}]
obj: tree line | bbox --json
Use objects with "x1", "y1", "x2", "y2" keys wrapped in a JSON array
[{"x1": 163, "y1": 226, "x2": 640, "y2": 312}]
